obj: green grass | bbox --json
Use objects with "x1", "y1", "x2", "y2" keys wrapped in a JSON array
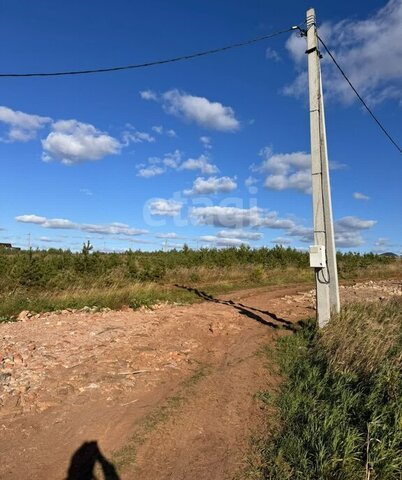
[
  {"x1": 0, "y1": 246, "x2": 399, "y2": 320},
  {"x1": 0, "y1": 284, "x2": 198, "y2": 322},
  {"x1": 252, "y1": 298, "x2": 402, "y2": 480}
]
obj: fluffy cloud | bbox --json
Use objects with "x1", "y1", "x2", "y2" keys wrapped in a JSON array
[
  {"x1": 137, "y1": 151, "x2": 219, "y2": 178},
  {"x1": 16, "y1": 214, "x2": 147, "y2": 236},
  {"x1": 140, "y1": 89, "x2": 240, "y2": 131},
  {"x1": 183, "y1": 176, "x2": 237, "y2": 195},
  {"x1": 284, "y1": 0, "x2": 402, "y2": 105},
  {"x1": 137, "y1": 165, "x2": 166, "y2": 178},
  {"x1": 179, "y1": 154, "x2": 218, "y2": 174},
  {"x1": 139, "y1": 89, "x2": 158, "y2": 101},
  {"x1": 0, "y1": 105, "x2": 51, "y2": 142},
  {"x1": 42, "y1": 120, "x2": 121, "y2": 165},
  {"x1": 353, "y1": 192, "x2": 370, "y2": 201},
  {"x1": 189, "y1": 206, "x2": 376, "y2": 249},
  {"x1": 254, "y1": 148, "x2": 312, "y2": 194},
  {"x1": 149, "y1": 199, "x2": 183, "y2": 216}
]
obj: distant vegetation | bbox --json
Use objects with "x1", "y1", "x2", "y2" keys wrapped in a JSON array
[
  {"x1": 0, "y1": 244, "x2": 398, "y2": 320},
  {"x1": 258, "y1": 298, "x2": 402, "y2": 479}
]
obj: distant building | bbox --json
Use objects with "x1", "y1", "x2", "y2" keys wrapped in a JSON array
[{"x1": 0, "y1": 242, "x2": 21, "y2": 251}]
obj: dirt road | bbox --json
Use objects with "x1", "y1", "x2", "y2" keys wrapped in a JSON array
[{"x1": 0, "y1": 280, "x2": 400, "y2": 479}]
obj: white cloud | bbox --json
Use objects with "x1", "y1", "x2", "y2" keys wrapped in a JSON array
[
  {"x1": 245, "y1": 176, "x2": 257, "y2": 187},
  {"x1": 200, "y1": 136, "x2": 212, "y2": 149},
  {"x1": 139, "y1": 89, "x2": 158, "y2": 101},
  {"x1": 80, "y1": 188, "x2": 93, "y2": 196},
  {"x1": 265, "y1": 170, "x2": 312, "y2": 194},
  {"x1": 136, "y1": 150, "x2": 219, "y2": 178},
  {"x1": 149, "y1": 199, "x2": 183, "y2": 217},
  {"x1": 284, "y1": 0, "x2": 402, "y2": 105},
  {"x1": 259, "y1": 212, "x2": 297, "y2": 230},
  {"x1": 334, "y1": 215, "x2": 377, "y2": 248},
  {"x1": 142, "y1": 89, "x2": 240, "y2": 131},
  {"x1": 255, "y1": 149, "x2": 312, "y2": 194},
  {"x1": 42, "y1": 120, "x2": 121, "y2": 165},
  {"x1": 265, "y1": 47, "x2": 280, "y2": 62},
  {"x1": 162, "y1": 90, "x2": 240, "y2": 131},
  {"x1": 156, "y1": 232, "x2": 178, "y2": 239},
  {"x1": 152, "y1": 125, "x2": 163, "y2": 134},
  {"x1": 151, "y1": 125, "x2": 177, "y2": 137},
  {"x1": 39, "y1": 236, "x2": 62, "y2": 243},
  {"x1": 0, "y1": 105, "x2": 51, "y2": 143},
  {"x1": 122, "y1": 125, "x2": 155, "y2": 144},
  {"x1": 216, "y1": 229, "x2": 262, "y2": 240},
  {"x1": 179, "y1": 154, "x2": 218, "y2": 174},
  {"x1": 190, "y1": 206, "x2": 312, "y2": 236},
  {"x1": 190, "y1": 206, "x2": 262, "y2": 228},
  {"x1": 162, "y1": 150, "x2": 182, "y2": 168},
  {"x1": 374, "y1": 237, "x2": 390, "y2": 248},
  {"x1": 137, "y1": 165, "x2": 165, "y2": 178},
  {"x1": 16, "y1": 214, "x2": 75, "y2": 229},
  {"x1": 335, "y1": 216, "x2": 377, "y2": 231},
  {"x1": 136, "y1": 150, "x2": 183, "y2": 177},
  {"x1": 16, "y1": 214, "x2": 147, "y2": 236},
  {"x1": 200, "y1": 235, "x2": 247, "y2": 247},
  {"x1": 271, "y1": 237, "x2": 292, "y2": 245},
  {"x1": 353, "y1": 192, "x2": 370, "y2": 201},
  {"x1": 183, "y1": 176, "x2": 237, "y2": 195}
]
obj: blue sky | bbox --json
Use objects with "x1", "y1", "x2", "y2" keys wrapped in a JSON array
[{"x1": 0, "y1": 0, "x2": 401, "y2": 252}]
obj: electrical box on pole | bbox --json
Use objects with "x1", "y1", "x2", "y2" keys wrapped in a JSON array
[
  {"x1": 309, "y1": 245, "x2": 326, "y2": 268},
  {"x1": 305, "y1": 8, "x2": 340, "y2": 327}
]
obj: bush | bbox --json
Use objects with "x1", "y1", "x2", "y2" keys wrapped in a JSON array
[{"x1": 0, "y1": 246, "x2": 394, "y2": 294}]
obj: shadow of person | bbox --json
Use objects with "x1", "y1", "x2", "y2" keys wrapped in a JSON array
[{"x1": 66, "y1": 441, "x2": 120, "y2": 480}]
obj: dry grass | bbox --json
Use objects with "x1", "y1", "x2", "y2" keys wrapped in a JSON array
[{"x1": 320, "y1": 298, "x2": 402, "y2": 374}]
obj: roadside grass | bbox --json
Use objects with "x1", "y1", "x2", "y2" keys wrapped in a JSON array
[
  {"x1": 253, "y1": 298, "x2": 402, "y2": 480},
  {"x1": 0, "y1": 283, "x2": 197, "y2": 322},
  {"x1": 112, "y1": 363, "x2": 211, "y2": 472},
  {"x1": 1, "y1": 260, "x2": 400, "y2": 321}
]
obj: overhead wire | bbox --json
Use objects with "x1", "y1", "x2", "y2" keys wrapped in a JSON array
[
  {"x1": 317, "y1": 34, "x2": 402, "y2": 154},
  {"x1": 1, "y1": 22, "x2": 399, "y2": 154},
  {"x1": 0, "y1": 26, "x2": 297, "y2": 78}
]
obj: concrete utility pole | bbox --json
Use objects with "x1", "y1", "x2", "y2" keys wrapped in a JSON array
[{"x1": 306, "y1": 7, "x2": 340, "y2": 327}]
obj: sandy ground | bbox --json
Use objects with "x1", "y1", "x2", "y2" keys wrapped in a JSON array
[{"x1": 0, "y1": 280, "x2": 400, "y2": 480}]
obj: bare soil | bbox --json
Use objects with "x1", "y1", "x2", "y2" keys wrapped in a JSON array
[{"x1": 0, "y1": 280, "x2": 400, "y2": 480}]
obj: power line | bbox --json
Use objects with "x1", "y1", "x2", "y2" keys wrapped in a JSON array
[
  {"x1": 317, "y1": 34, "x2": 402, "y2": 154},
  {"x1": 0, "y1": 26, "x2": 297, "y2": 78}
]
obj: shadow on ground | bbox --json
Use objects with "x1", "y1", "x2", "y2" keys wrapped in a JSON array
[
  {"x1": 66, "y1": 441, "x2": 120, "y2": 480},
  {"x1": 175, "y1": 284, "x2": 310, "y2": 332}
]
